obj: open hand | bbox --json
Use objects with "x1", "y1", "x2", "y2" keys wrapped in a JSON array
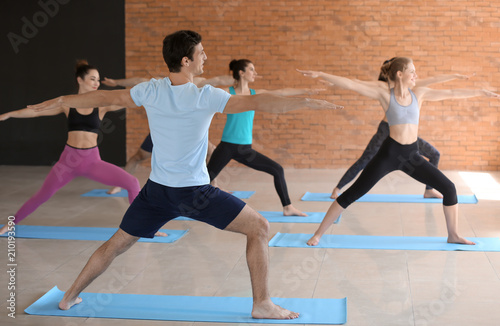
[
  {"x1": 305, "y1": 98, "x2": 343, "y2": 110},
  {"x1": 101, "y1": 77, "x2": 117, "y2": 87},
  {"x1": 306, "y1": 88, "x2": 327, "y2": 95},
  {"x1": 296, "y1": 69, "x2": 322, "y2": 79},
  {"x1": 456, "y1": 73, "x2": 475, "y2": 80},
  {"x1": 482, "y1": 89, "x2": 500, "y2": 98}
]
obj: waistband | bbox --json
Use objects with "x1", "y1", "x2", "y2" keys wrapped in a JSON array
[{"x1": 65, "y1": 144, "x2": 98, "y2": 150}]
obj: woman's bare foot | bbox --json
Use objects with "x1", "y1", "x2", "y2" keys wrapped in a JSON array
[
  {"x1": 330, "y1": 187, "x2": 341, "y2": 199},
  {"x1": 447, "y1": 235, "x2": 475, "y2": 245},
  {"x1": 59, "y1": 296, "x2": 83, "y2": 310},
  {"x1": 424, "y1": 188, "x2": 443, "y2": 198},
  {"x1": 107, "y1": 187, "x2": 122, "y2": 195},
  {"x1": 154, "y1": 231, "x2": 168, "y2": 237},
  {"x1": 252, "y1": 299, "x2": 299, "y2": 319},
  {"x1": 283, "y1": 204, "x2": 307, "y2": 217},
  {"x1": 307, "y1": 234, "x2": 321, "y2": 246}
]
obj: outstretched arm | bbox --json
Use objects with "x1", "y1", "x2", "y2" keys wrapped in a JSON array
[
  {"x1": 195, "y1": 75, "x2": 234, "y2": 87},
  {"x1": 418, "y1": 87, "x2": 500, "y2": 102},
  {"x1": 297, "y1": 69, "x2": 384, "y2": 100},
  {"x1": 0, "y1": 105, "x2": 66, "y2": 121},
  {"x1": 103, "y1": 75, "x2": 234, "y2": 89},
  {"x1": 255, "y1": 88, "x2": 325, "y2": 96},
  {"x1": 416, "y1": 73, "x2": 473, "y2": 87},
  {"x1": 31, "y1": 89, "x2": 138, "y2": 112},
  {"x1": 102, "y1": 77, "x2": 149, "y2": 88},
  {"x1": 224, "y1": 93, "x2": 343, "y2": 114}
]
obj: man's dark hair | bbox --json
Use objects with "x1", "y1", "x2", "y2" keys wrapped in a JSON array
[{"x1": 162, "y1": 30, "x2": 202, "y2": 73}]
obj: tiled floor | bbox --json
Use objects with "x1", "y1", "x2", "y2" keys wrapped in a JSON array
[{"x1": 0, "y1": 165, "x2": 499, "y2": 325}]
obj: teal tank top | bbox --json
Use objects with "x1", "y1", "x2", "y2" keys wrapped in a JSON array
[{"x1": 221, "y1": 86, "x2": 256, "y2": 145}]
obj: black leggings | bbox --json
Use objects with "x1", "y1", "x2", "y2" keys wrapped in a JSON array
[
  {"x1": 207, "y1": 141, "x2": 291, "y2": 207},
  {"x1": 336, "y1": 137, "x2": 457, "y2": 209},
  {"x1": 336, "y1": 121, "x2": 440, "y2": 190}
]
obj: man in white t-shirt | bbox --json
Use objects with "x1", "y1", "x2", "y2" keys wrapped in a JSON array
[{"x1": 32, "y1": 30, "x2": 342, "y2": 320}]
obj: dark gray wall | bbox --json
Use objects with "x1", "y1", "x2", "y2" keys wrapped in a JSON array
[{"x1": 0, "y1": 0, "x2": 126, "y2": 165}]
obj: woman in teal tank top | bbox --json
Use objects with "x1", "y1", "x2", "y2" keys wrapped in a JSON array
[{"x1": 208, "y1": 59, "x2": 322, "y2": 217}]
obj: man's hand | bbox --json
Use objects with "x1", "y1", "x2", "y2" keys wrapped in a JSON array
[
  {"x1": 102, "y1": 77, "x2": 118, "y2": 87},
  {"x1": 296, "y1": 69, "x2": 322, "y2": 79},
  {"x1": 304, "y1": 98, "x2": 343, "y2": 110}
]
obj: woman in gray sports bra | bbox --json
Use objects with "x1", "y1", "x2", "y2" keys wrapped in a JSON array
[
  {"x1": 330, "y1": 58, "x2": 471, "y2": 200},
  {"x1": 298, "y1": 57, "x2": 499, "y2": 246}
]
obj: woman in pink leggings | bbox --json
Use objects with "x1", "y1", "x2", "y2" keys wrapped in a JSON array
[{"x1": 0, "y1": 60, "x2": 140, "y2": 234}]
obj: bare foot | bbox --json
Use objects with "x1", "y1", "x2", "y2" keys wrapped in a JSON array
[
  {"x1": 154, "y1": 231, "x2": 168, "y2": 237},
  {"x1": 0, "y1": 224, "x2": 9, "y2": 235},
  {"x1": 424, "y1": 188, "x2": 443, "y2": 199},
  {"x1": 307, "y1": 234, "x2": 321, "y2": 246},
  {"x1": 107, "y1": 187, "x2": 122, "y2": 195},
  {"x1": 59, "y1": 296, "x2": 83, "y2": 310},
  {"x1": 252, "y1": 299, "x2": 299, "y2": 319},
  {"x1": 447, "y1": 235, "x2": 475, "y2": 245},
  {"x1": 330, "y1": 187, "x2": 341, "y2": 199},
  {"x1": 283, "y1": 204, "x2": 307, "y2": 217}
]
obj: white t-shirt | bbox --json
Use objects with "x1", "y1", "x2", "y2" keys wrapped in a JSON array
[{"x1": 130, "y1": 77, "x2": 230, "y2": 187}]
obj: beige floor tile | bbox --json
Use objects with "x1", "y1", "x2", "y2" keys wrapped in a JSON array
[{"x1": 1, "y1": 167, "x2": 498, "y2": 326}]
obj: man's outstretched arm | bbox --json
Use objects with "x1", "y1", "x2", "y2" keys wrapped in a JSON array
[
  {"x1": 31, "y1": 89, "x2": 138, "y2": 112},
  {"x1": 224, "y1": 93, "x2": 343, "y2": 114}
]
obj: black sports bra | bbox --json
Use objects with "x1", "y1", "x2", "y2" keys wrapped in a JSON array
[{"x1": 67, "y1": 108, "x2": 101, "y2": 134}]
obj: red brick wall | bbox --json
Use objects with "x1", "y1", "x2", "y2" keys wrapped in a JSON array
[{"x1": 125, "y1": 0, "x2": 500, "y2": 171}]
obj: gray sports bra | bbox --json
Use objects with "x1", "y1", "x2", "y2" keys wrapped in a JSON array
[{"x1": 386, "y1": 88, "x2": 420, "y2": 126}]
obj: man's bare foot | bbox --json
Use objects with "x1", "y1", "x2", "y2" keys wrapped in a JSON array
[
  {"x1": 59, "y1": 296, "x2": 83, "y2": 310},
  {"x1": 447, "y1": 235, "x2": 475, "y2": 245},
  {"x1": 330, "y1": 187, "x2": 341, "y2": 199},
  {"x1": 154, "y1": 231, "x2": 168, "y2": 237},
  {"x1": 307, "y1": 234, "x2": 321, "y2": 246},
  {"x1": 107, "y1": 187, "x2": 122, "y2": 195},
  {"x1": 424, "y1": 188, "x2": 443, "y2": 198},
  {"x1": 252, "y1": 299, "x2": 299, "y2": 319},
  {"x1": 283, "y1": 204, "x2": 307, "y2": 217},
  {"x1": 0, "y1": 224, "x2": 9, "y2": 235}
]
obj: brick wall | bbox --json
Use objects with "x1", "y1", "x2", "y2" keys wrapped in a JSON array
[{"x1": 125, "y1": 0, "x2": 500, "y2": 171}]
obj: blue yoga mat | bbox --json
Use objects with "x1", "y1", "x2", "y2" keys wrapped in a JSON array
[
  {"x1": 258, "y1": 211, "x2": 326, "y2": 223},
  {"x1": 301, "y1": 192, "x2": 478, "y2": 204},
  {"x1": 175, "y1": 211, "x2": 329, "y2": 224},
  {"x1": 25, "y1": 286, "x2": 347, "y2": 324},
  {"x1": 269, "y1": 232, "x2": 500, "y2": 251},
  {"x1": 82, "y1": 189, "x2": 255, "y2": 199},
  {"x1": 81, "y1": 189, "x2": 129, "y2": 197},
  {"x1": 230, "y1": 190, "x2": 255, "y2": 199},
  {"x1": 0, "y1": 225, "x2": 187, "y2": 243}
]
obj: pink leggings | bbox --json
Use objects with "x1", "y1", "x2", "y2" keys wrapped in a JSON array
[{"x1": 14, "y1": 145, "x2": 141, "y2": 224}]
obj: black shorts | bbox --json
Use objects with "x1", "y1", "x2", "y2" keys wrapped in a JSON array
[
  {"x1": 120, "y1": 179, "x2": 246, "y2": 238},
  {"x1": 140, "y1": 134, "x2": 153, "y2": 153}
]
